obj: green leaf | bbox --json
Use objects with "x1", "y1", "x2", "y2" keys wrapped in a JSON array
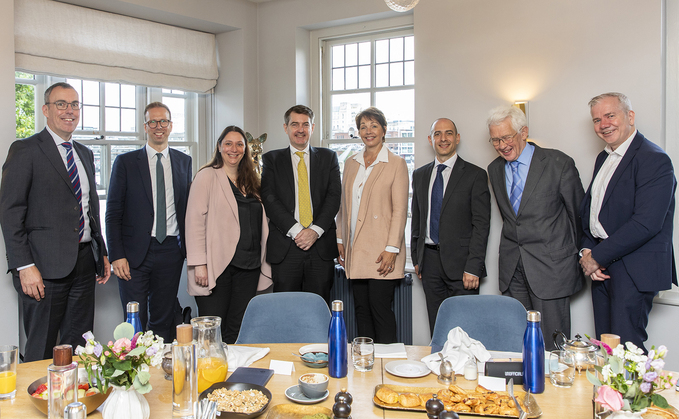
[
  {"x1": 133, "y1": 375, "x2": 152, "y2": 394},
  {"x1": 112, "y1": 359, "x2": 132, "y2": 371},
  {"x1": 114, "y1": 322, "x2": 135, "y2": 340},
  {"x1": 609, "y1": 356, "x2": 623, "y2": 374},
  {"x1": 624, "y1": 382, "x2": 639, "y2": 399},
  {"x1": 136, "y1": 370, "x2": 151, "y2": 385},
  {"x1": 127, "y1": 347, "x2": 146, "y2": 357},
  {"x1": 587, "y1": 369, "x2": 602, "y2": 386},
  {"x1": 652, "y1": 394, "x2": 670, "y2": 409},
  {"x1": 111, "y1": 369, "x2": 125, "y2": 377}
]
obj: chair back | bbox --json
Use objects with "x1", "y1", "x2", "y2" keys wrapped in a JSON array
[
  {"x1": 235, "y1": 292, "x2": 331, "y2": 344},
  {"x1": 430, "y1": 295, "x2": 527, "y2": 353}
]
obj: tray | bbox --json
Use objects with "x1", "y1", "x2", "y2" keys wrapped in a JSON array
[
  {"x1": 372, "y1": 384, "x2": 542, "y2": 418},
  {"x1": 266, "y1": 404, "x2": 333, "y2": 418}
]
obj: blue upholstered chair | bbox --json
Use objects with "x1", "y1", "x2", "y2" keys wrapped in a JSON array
[
  {"x1": 430, "y1": 295, "x2": 527, "y2": 353},
  {"x1": 235, "y1": 292, "x2": 332, "y2": 344}
]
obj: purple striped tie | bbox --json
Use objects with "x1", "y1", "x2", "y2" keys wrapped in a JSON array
[{"x1": 61, "y1": 142, "x2": 84, "y2": 241}]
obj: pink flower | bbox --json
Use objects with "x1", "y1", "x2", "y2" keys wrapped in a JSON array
[
  {"x1": 112, "y1": 338, "x2": 132, "y2": 354},
  {"x1": 595, "y1": 385, "x2": 623, "y2": 411},
  {"x1": 104, "y1": 351, "x2": 110, "y2": 357},
  {"x1": 591, "y1": 338, "x2": 613, "y2": 355},
  {"x1": 131, "y1": 333, "x2": 139, "y2": 349}
]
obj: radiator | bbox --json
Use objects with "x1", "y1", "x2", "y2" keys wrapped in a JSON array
[{"x1": 330, "y1": 265, "x2": 413, "y2": 345}]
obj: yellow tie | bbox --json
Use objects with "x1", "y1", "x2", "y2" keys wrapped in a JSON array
[{"x1": 296, "y1": 151, "x2": 313, "y2": 228}]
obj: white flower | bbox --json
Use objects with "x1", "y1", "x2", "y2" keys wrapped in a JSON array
[
  {"x1": 74, "y1": 345, "x2": 85, "y2": 356},
  {"x1": 612, "y1": 344, "x2": 625, "y2": 358},
  {"x1": 625, "y1": 342, "x2": 644, "y2": 355},
  {"x1": 637, "y1": 362, "x2": 647, "y2": 375},
  {"x1": 139, "y1": 364, "x2": 149, "y2": 373},
  {"x1": 85, "y1": 344, "x2": 94, "y2": 355},
  {"x1": 150, "y1": 349, "x2": 163, "y2": 367},
  {"x1": 602, "y1": 364, "x2": 613, "y2": 381}
]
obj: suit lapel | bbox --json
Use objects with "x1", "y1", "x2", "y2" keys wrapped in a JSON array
[
  {"x1": 601, "y1": 132, "x2": 642, "y2": 208},
  {"x1": 37, "y1": 129, "x2": 73, "y2": 194},
  {"x1": 418, "y1": 163, "x2": 434, "y2": 226},
  {"x1": 73, "y1": 141, "x2": 98, "y2": 204},
  {"x1": 354, "y1": 154, "x2": 387, "y2": 239},
  {"x1": 169, "y1": 148, "x2": 185, "y2": 209},
  {"x1": 215, "y1": 168, "x2": 239, "y2": 222},
  {"x1": 518, "y1": 144, "x2": 547, "y2": 215},
  {"x1": 441, "y1": 157, "x2": 464, "y2": 210},
  {"x1": 489, "y1": 158, "x2": 514, "y2": 218},
  {"x1": 309, "y1": 147, "x2": 320, "y2": 207},
  {"x1": 136, "y1": 148, "x2": 154, "y2": 205},
  {"x1": 281, "y1": 148, "x2": 295, "y2": 210}
]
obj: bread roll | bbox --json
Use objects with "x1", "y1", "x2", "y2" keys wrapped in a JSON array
[
  {"x1": 399, "y1": 392, "x2": 421, "y2": 408},
  {"x1": 375, "y1": 386, "x2": 399, "y2": 404}
]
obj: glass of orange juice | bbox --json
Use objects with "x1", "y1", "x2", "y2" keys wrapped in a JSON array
[
  {"x1": 191, "y1": 317, "x2": 228, "y2": 393},
  {"x1": 0, "y1": 345, "x2": 18, "y2": 400}
]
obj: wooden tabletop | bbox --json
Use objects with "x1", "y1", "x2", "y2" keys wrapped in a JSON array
[{"x1": 4, "y1": 344, "x2": 679, "y2": 418}]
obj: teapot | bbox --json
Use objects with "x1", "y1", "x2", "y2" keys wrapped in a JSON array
[{"x1": 552, "y1": 332, "x2": 599, "y2": 374}]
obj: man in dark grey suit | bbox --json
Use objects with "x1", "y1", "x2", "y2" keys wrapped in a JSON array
[
  {"x1": 0, "y1": 82, "x2": 111, "y2": 361},
  {"x1": 411, "y1": 118, "x2": 491, "y2": 333},
  {"x1": 487, "y1": 106, "x2": 584, "y2": 349}
]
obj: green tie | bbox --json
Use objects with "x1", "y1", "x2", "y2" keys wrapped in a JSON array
[
  {"x1": 156, "y1": 153, "x2": 166, "y2": 243},
  {"x1": 296, "y1": 151, "x2": 312, "y2": 228}
]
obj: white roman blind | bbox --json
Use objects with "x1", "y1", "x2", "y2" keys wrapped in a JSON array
[{"x1": 14, "y1": 0, "x2": 218, "y2": 93}]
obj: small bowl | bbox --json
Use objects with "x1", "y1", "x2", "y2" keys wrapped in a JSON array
[
  {"x1": 199, "y1": 381, "x2": 272, "y2": 418},
  {"x1": 298, "y1": 373, "x2": 329, "y2": 399},
  {"x1": 27, "y1": 376, "x2": 111, "y2": 415},
  {"x1": 300, "y1": 352, "x2": 329, "y2": 369}
]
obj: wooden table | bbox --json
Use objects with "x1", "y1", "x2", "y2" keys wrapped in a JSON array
[{"x1": 3, "y1": 344, "x2": 679, "y2": 418}]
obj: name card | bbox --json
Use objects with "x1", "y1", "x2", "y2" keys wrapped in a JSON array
[{"x1": 269, "y1": 360, "x2": 295, "y2": 375}]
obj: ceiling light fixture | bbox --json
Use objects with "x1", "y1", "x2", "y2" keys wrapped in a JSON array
[{"x1": 385, "y1": 0, "x2": 420, "y2": 12}]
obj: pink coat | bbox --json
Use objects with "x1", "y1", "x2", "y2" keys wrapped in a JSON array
[{"x1": 185, "y1": 167, "x2": 272, "y2": 296}]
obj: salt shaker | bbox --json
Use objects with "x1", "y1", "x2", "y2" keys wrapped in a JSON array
[
  {"x1": 437, "y1": 353, "x2": 454, "y2": 385},
  {"x1": 425, "y1": 394, "x2": 444, "y2": 419}
]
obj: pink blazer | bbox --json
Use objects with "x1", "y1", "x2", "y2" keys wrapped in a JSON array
[
  {"x1": 185, "y1": 167, "x2": 272, "y2": 296},
  {"x1": 336, "y1": 148, "x2": 409, "y2": 280}
]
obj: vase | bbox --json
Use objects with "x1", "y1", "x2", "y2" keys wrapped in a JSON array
[
  {"x1": 101, "y1": 385, "x2": 150, "y2": 419},
  {"x1": 609, "y1": 408, "x2": 647, "y2": 418}
]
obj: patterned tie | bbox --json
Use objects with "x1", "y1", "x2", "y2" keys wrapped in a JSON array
[
  {"x1": 509, "y1": 161, "x2": 523, "y2": 215},
  {"x1": 296, "y1": 151, "x2": 312, "y2": 228},
  {"x1": 61, "y1": 142, "x2": 84, "y2": 242},
  {"x1": 155, "y1": 153, "x2": 167, "y2": 243},
  {"x1": 429, "y1": 164, "x2": 446, "y2": 244}
]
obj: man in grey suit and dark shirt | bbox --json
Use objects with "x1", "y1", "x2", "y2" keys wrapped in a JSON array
[
  {"x1": 0, "y1": 82, "x2": 111, "y2": 361},
  {"x1": 486, "y1": 106, "x2": 584, "y2": 349},
  {"x1": 411, "y1": 118, "x2": 491, "y2": 333}
]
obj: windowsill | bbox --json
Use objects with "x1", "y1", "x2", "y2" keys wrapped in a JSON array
[{"x1": 655, "y1": 290, "x2": 679, "y2": 307}]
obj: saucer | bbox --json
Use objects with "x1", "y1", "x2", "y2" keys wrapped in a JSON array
[{"x1": 285, "y1": 385, "x2": 329, "y2": 404}]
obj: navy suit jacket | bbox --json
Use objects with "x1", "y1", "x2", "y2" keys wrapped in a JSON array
[
  {"x1": 261, "y1": 146, "x2": 341, "y2": 263},
  {"x1": 580, "y1": 131, "x2": 677, "y2": 292},
  {"x1": 106, "y1": 147, "x2": 192, "y2": 269}
]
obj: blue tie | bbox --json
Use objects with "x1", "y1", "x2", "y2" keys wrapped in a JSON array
[
  {"x1": 510, "y1": 161, "x2": 523, "y2": 215},
  {"x1": 61, "y1": 142, "x2": 84, "y2": 242},
  {"x1": 429, "y1": 164, "x2": 446, "y2": 244}
]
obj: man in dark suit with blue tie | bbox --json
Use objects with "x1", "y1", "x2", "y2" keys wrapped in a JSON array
[
  {"x1": 411, "y1": 118, "x2": 491, "y2": 333},
  {"x1": 0, "y1": 82, "x2": 111, "y2": 361},
  {"x1": 261, "y1": 105, "x2": 341, "y2": 304},
  {"x1": 580, "y1": 93, "x2": 676, "y2": 351},
  {"x1": 106, "y1": 102, "x2": 192, "y2": 341}
]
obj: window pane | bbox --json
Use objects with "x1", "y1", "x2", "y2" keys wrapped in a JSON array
[
  {"x1": 332, "y1": 68, "x2": 345, "y2": 91},
  {"x1": 404, "y1": 61, "x2": 415, "y2": 85},
  {"x1": 105, "y1": 107, "x2": 120, "y2": 132},
  {"x1": 404, "y1": 36, "x2": 414, "y2": 60},
  {"x1": 105, "y1": 83, "x2": 120, "y2": 107},
  {"x1": 15, "y1": 72, "x2": 34, "y2": 80},
  {"x1": 86, "y1": 145, "x2": 104, "y2": 188},
  {"x1": 329, "y1": 142, "x2": 365, "y2": 173},
  {"x1": 16, "y1": 83, "x2": 35, "y2": 138},
  {"x1": 358, "y1": 65, "x2": 371, "y2": 89},
  {"x1": 163, "y1": 97, "x2": 185, "y2": 135},
  {"x1": 330, "y1": 93, "x2": 370, "y2": 139},
  {"x1": 121, "y1": 109, "x2": 136, "y2": 132},
  {"x1": 82, "y1": 105, "x2": 100, "y2": 130},
  {"x1": 375, "y1": 64, "x2": 389, "y2": 88},
  {"x1": 121, "y1": 85, "x2": 135, "y2": 108},
  {"x1": 345, "y1": 67, "x2": 358, "y2": 90},
  {"x1": 375, "y1": 39, "x2": 389, "y2": 63},
  {"x1": 171, "y1": 146, "x2": 191, "y2": 156},
  {"x1": 332, "y1": 45, "x2": 344, "y2": 68},
  {"x1": 82, "y1": 81, "x2": 99, "y2": 106},
  {"x1": 390, "y1": 63, "x2": 404, "y2": 86},
  {"x1": 358, "y1": 42, "x2": 371, "y2": 65},
  {"x1": 390, "y1": 37, "x2": 404, "y2": 62},
  {"x1": 375, "y1": 89, "x2": 414, "y2": 138},
  {"x1": 112, "y1": 145, "x2": 141, "y2": 165},
  {"x1": 345, "y1": 43, "x2": 357, "y2": 67}
]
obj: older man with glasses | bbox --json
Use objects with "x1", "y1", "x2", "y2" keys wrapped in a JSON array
[
  {"x1": 486, "y1": 105, "x2": 584, "y2": 350},
  {"x1": 106, "y1": 102, "x2": 192, "y2": 342}
]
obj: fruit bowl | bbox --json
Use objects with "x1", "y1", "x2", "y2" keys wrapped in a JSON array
[{"x1": 27, "y1": 376, "x2": 111, "y2": 415}]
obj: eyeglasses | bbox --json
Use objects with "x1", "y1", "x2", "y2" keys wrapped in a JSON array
[
  {"x1": 46, "y1": 101, "x2": 81, "y2": 110},
  {"x1": 145, "y1": 119, "x2": 171, "y2": 128},
  {"x1": 489, "y1": 131, "x2": 519, "y2": 146}
]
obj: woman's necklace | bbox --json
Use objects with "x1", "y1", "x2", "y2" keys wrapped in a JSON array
[{"x1": 364, "y1": 152, "x2": 377, "y2": 167}]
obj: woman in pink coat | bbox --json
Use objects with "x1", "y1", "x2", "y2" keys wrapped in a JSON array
[{"x1": 185, "y1": 125, "x2": 272, "y2": 343}]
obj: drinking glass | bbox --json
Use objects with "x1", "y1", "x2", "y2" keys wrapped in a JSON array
[
  {"x1": 549, "y1": 349, "x2": 575, "y2": 388},
  {"x1": 0, "y1": 345, "x2": 18, "y2": 399},
  {"x1": 351, "y1": 337, "x2": 374, "y2": 372}
]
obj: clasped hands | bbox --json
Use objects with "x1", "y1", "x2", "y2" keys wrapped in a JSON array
[
  {"x1": 337, "y1": 243, "x2": 397, "y2": 278},
  {"x1": 579, "y1": 249, "x2": 610, "y2": 281}
]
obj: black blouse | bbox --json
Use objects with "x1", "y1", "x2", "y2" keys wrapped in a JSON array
[{"x1": 229, "y1": 180, "x2": 262, "y2": 270}]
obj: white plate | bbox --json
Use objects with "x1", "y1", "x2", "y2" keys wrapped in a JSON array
[
  {"x1": 385, "y1": 360, "x2": 431, "y2": 378},
  {"x1": 299, "y1": 344, "x2": 328, "y2": 355},
  {"x1": 284, "y1": 385, "x2": 329, "y2": 404}
]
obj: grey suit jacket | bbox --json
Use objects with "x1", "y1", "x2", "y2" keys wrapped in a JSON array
[
  {"x1": 0, "y1": 128, "x2": 104, "y2": 279},
  {"x1": 411, "y1": 157, "x2": 491, "y2": 279},
  {"x1": 487, "y1": 143, "x2": 585, "y2": 299}
]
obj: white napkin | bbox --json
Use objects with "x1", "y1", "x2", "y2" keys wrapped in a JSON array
[
  {"x1": 226, "y1": 346, "x2": 270, "y2": 372},
  {"x1": 374, "y1": 343, "x2": 407, "y2": 358},
  {"x1": 421, "y1": 327, "x2": 491, "y2": 375}
]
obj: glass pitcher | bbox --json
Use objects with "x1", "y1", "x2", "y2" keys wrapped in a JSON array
[{"x1": 191, "y1": 316, "x2": 228, "y2": 393}]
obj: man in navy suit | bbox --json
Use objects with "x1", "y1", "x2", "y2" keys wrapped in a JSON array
[
  {"x1": 106, "y1": 102, "x2": 192, "y2": 341},
  {"x1": 0, "y1": 82, "x2": 110, "y2": 361},
  {"x1": 580, "y1": 92, "x2": 676, "y2": 351},
  {"x1": 261, "y1": 105, "x2": 341, "y2": 304}
]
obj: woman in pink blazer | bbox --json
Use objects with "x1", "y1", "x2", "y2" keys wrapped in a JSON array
[
  {"x1": 185, "y1": 125, "x2": 272, "y2": 343},
  {"x1": 337, "y1": 107, "x2": 409, "y2": 343}
]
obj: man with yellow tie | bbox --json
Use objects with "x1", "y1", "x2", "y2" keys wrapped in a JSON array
[{"x1": 261, "y1": 105, "x2": 341, "y2": 304}]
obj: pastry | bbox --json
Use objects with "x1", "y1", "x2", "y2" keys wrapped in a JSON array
[
  {"x1": 375, "y1": 386, "x2": 399, "y2": 404},
  {"x1": 399, "y1": 392, "x2": 421, "y2": 408}
]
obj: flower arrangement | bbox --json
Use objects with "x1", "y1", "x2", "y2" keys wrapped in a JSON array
[
  {"x1": 587, "y1": 341, "x2": 676, "y2": 413},
  {"x1": 75, "y1": 322, "x2": 165, "y2": 395}
]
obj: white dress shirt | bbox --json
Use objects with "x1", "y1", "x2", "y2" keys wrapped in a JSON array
[
  {"x1": 425, "y1": 154, "x2": 457, "y2": 244},
  {"x1": 286, "y1": 145, "x2": 324, "y2": 239},
  {"x1": 146, "y1": 144, "x2": 179, "y2": 238},
  {"x1": 589, "y1": 130, "x2": 636, "y2": 239}
]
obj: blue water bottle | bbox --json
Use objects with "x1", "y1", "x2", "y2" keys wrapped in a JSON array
[
  {"x1": 328, "y1": 300, "x2": 347, "y2": 378},
  {"x1": 523, "y1": 310, "x2": 545, "y2": 393},
  {"x1": 126, "y1": 301, "x2": 143, "y2": 335}
]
